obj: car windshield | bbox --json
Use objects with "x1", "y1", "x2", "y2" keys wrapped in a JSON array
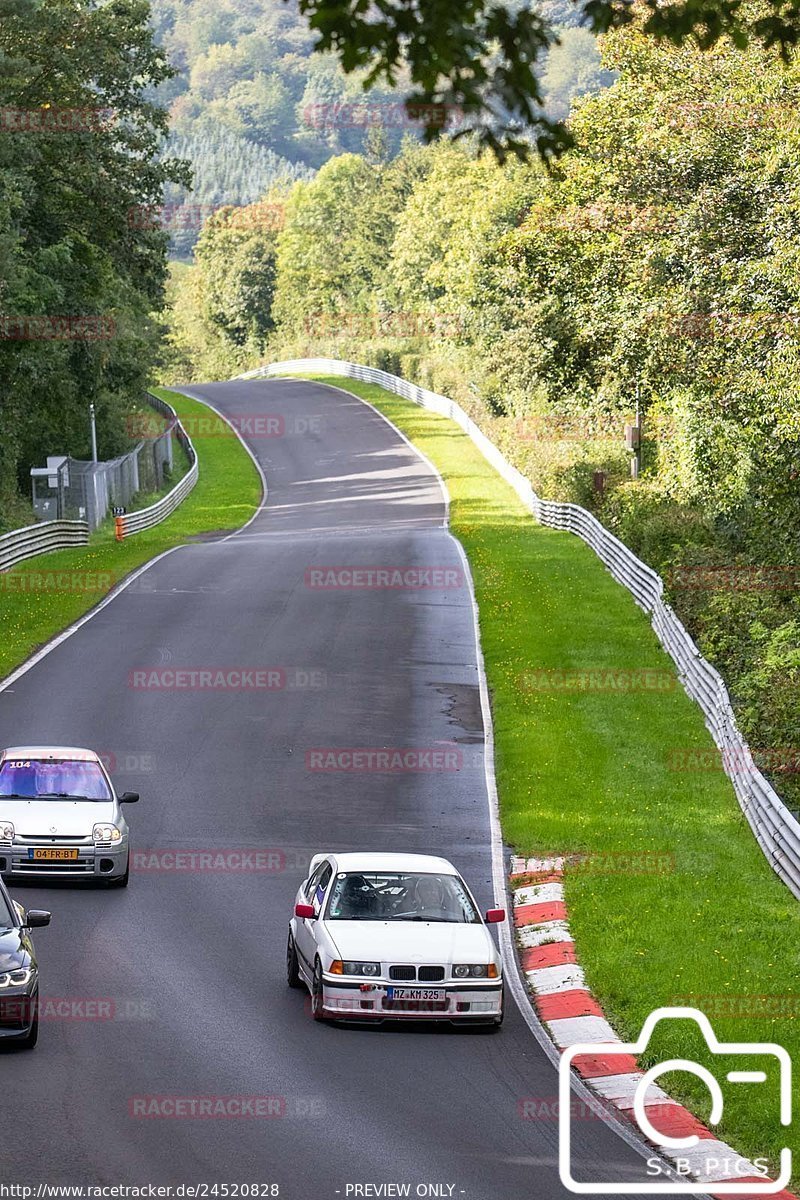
[
  {"x1": 0, "y1": 758, "x2": 111, "y2": 801},
  {"x1": 326, "y1": 871, "x2": 481, "y2": 923}
]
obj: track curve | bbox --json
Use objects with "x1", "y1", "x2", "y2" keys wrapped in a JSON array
[{"x1": 0, "y1": 378, "x2": 645, "y2": 1197}]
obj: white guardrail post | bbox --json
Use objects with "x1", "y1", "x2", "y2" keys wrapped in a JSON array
[
  {"x1": 115, "y1": 392, "x2": 198, "y2": 539},
  {"x1": 237, "y1": 357, "x2": 800, "y2": 900}
]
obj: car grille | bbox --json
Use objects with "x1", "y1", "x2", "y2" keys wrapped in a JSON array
[
  {"x1": 18, "y1": 834, "x2": 92, "y2": 842},
  {"x1": 4, "y1": 834, "x2": 100, "y2": 873},
  {"x1": 10, "y1": 848, "x2": 97, "y2": 874},
  {"x1": 388, "y1": 965, "x2": 446, "y2": 982},
  {"x1": 389, "y1": 965, "x2": 416, "y2": 981}
]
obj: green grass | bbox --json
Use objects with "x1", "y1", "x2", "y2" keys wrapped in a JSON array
[
  {"x1": 0, "y1": 388, "x2": 261, "y2": 681},
  {"x1": 304, "y1": 374, "x2": 799, "y2": 1183}
]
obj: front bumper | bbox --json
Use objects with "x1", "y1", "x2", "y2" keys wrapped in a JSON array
[
  {"x1": 320, "y1": 975, "x2": 503, "y2": 1021},
  {"x1": 0, "y1": 839, "x2": 128, "y2": 881},
  {"x1": 0, "y1": 988, "x2": 37, "y2": 1040}
]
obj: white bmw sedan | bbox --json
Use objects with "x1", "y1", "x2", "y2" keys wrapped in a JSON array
[{"x1": 287, "y1": 852, "x2": 505, "y2": 1026}]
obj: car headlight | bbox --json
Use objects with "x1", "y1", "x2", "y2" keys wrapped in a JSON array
[
  {"x1": 333, "y1": 961, "x2": 381, "y2": 977},
  {"x1": 0, "y1": 822, "x2": 14, "y2": 841},
  {"x1": 454, "y1": 964, "x2": 498, "y2": 979},
  {"x1": 93, "y1": 824, "x2": 122, "y2": 843},
  {"x1": 0, "y1": 968, "x2": 32, "y2": 989}
]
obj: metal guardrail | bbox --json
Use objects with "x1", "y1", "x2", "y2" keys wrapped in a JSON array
[
  {"x1": 240, "y1": 357, "x2": 800, "y2": 900},
  {"x1": 115, "y1": 392, "x2": 198, "y2": 539},
  {"x1": 0, "y1": 520, "x2": 90, "y2": 572}
]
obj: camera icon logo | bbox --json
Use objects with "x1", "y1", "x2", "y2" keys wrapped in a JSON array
[{"x1": 558, "y1": 1006, "x2": 791, "y2": 1193}]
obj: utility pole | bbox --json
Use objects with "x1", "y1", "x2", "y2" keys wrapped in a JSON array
[{"x1": 89, "y1": 402, "x2": 98, "y2": 463}]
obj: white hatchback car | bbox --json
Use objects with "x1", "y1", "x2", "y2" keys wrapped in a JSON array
[
  {"x1": 287, "y1": 852, "x2": 505, "y2": 1026},
  {"x1": 0, "y1": 747, "x2": 137, "y2": 886}
]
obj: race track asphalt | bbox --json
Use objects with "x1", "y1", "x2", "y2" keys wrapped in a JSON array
[{"x1": 0, "y1": 379, "x2": 654, "y2": 1198}]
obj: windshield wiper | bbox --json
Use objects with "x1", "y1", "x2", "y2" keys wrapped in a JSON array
[
  {"x1": 392, "y1": 915, "x2": 456, "y2": 922},
  {"x1": 35, "y1": 792, "x2": 94, "y2": 800}
]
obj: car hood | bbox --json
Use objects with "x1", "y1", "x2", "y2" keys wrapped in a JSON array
[
  {"x1": 0, "y1": 798, "x2": 116, "y2": 836},
  {"x1": 324, "y1": 920, "x2": 496, "y2": 964},
  {"x1": 0, "y1": 926, "x2": 27, "y2": 972}
]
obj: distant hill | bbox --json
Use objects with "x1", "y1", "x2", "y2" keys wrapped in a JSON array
[{"x1": 150, "y1": 0, "x2": 612, "y2": 254}]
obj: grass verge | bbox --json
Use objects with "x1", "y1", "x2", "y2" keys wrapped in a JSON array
[
  {"x1": 304, "y1": 373, "x2": 798, "y2": 1183},
  {"x1": 0, "y1": 387, "x2": 261, "y2": 681}
]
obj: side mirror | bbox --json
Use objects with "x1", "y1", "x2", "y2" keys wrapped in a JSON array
[
  {"x1": 120, "y1": 792, "x2": 139, "y2": 804},
  {"x1": 294, "y1": 903, "x2": 315, "y2": 920},
  {"x1": 485, "y1": 908, "x2": 506, "y2": 924},
  {"x1": 25, "y1": 910, "x2": 51, "y2": 929}
]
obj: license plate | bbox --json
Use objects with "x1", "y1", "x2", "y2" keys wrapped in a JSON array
[
  {"x1": 28, "y1": 848, "x2": 79, "y2": 861},
  {"x1": 386, "y1": 987, "x2": 445, "y2": 1002}
]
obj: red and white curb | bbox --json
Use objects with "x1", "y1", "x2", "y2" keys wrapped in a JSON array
[{"x1": 510, "y1": 856, "x2": 796, "y2": 1198}]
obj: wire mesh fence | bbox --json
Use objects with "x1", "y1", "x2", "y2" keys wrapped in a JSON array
[
  {"x1": 115, "y1": 392, "x2": 197, "y2": 539},
  {"x1": 30, "y1": 396, "x2": 176, "y2": 531}
]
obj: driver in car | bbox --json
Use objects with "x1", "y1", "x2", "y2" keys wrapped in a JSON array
[
  {"x1": 337, "y1": 874, "x2": 379, "y2": 919},
  {"x1": 412, "y1": 874, "x2": 446, "y2": 917}
]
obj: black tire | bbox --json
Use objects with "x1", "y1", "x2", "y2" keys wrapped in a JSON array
[
  {"x1": 286, "y1": 932, "x2": 302, "y2": 989},
  {"x1": 17, "y1": 998, "x2": 38, "y2": 1050},
  {"x1": 311, "y1": 960, "x2": 326, "y2": 1021}
]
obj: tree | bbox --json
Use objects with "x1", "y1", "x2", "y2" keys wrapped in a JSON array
[
  {"x1": 296, "y1": 0, "x2": 800, "y2": 158},
  {"x1": 194, "y1": 196, "x2": 284, "y2": 347},
  {"x1": 0, "y1": 0, "x2": 189, "y2": 521},
  {"x1": 542, "y1": 28, "x2": 616, "y2": 121}
]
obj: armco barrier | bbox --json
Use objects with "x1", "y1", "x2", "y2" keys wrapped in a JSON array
[
  {"x1": 115, "y1": 392, "x2": 198, "y2": 539},
  {"x1": 239, "y1": 357, "x2": 800, "y2": 900},
  {"x1": 0, "y1": 520, "x2": 89, "y2": 572}
]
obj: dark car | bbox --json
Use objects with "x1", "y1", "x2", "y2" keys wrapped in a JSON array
[{"x1": 0, "y1": 875, "x2": 50, "y2": 1049}]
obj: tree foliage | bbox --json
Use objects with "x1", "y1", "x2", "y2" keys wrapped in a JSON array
[
  {"x1": 169, "y1": 20, "x2": 800, "y2": 802},
  {"x1": 0, "y1": 0, "x2": 189, "y2": 526},
  {"x1": 299, "y1": 0, "x2": 800, "y2": 158}
]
